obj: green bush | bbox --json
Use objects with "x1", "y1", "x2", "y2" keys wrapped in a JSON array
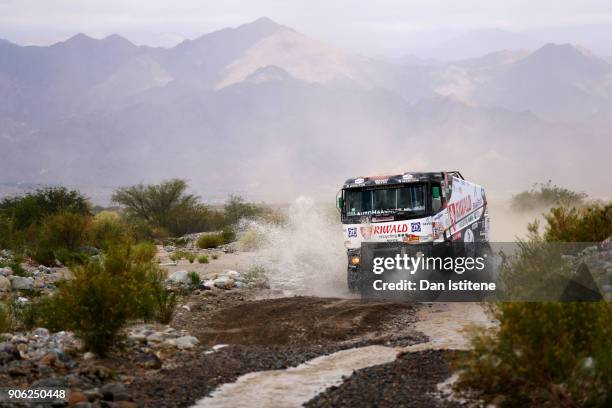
[
  {"x1": 0, "y1": 301, "x2": 14, "y2": 333},
  {"x1": 198, "y1": 255, "x2": 209, "y2": 264},
  {"x1": 153, "y1": 285, "x2": 178, "y2": 325},
  {"x1": 542, "y1": 203, "x2": 612, "y2": 243},
  {"x1": 36, "y1": 245, "x2": 172, "y2": 355},
  {"x1": 187, "y1": 271, "x2": 201, "y2": 288},
  {"x1": 456, "y1": 201, "x2": 612, "y2": 407},
  {"x1": 131, "y1": 242, "x2": 157, "y2": 263},
  {"x1": 112, "y1": 179, "x2": 226, "y2": 237},
  {"x1": 90, "y1": 211, "x2": 131, "y2": 250},
  {"x1": 197, "y1": 233, "x2": 225, "y2": 249},
  {"x1": 0, "y1": 259, "x2": 26, "y2": 277},
  {"x1": 456, "y1": 303, "x2": 612, "y2": 407},
  {"x1": 221, "y1": 227, "x2": 236, "y2": 243},
  {"x1": 0, "y1": 187, "x2": 91, "y2": 231},
  {"x1": 186, "y1": 252, "x2": 196, "y2": 263},
  {"x1": 39, "y1": 212, "x2": 91, "y2": 250}
]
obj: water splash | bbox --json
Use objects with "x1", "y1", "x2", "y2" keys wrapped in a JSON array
[{"x1": 242, "y1": 196, "x2": 348, "y2": 296}]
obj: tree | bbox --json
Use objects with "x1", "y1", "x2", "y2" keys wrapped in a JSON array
[{"x1": 112, "y1": 179, "x2": 201, "y2": 236}]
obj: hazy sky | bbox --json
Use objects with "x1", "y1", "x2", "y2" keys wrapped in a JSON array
[{"x1": 2, "y1": 0, "x2": 612, "y2": 56}]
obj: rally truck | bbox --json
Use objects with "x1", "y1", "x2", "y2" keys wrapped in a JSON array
[{"x1": 337, "y1": 171, "x2": 490, "y2": 292}]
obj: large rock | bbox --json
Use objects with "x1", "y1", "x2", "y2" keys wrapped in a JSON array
[
  {"x1": 0, "y1": 267, "x2": 12, "y2": 277},
  {"x1": 9, "y1": 275, "x2": 34, "y2": 290},
  {"x1": 213, "y1": 276, "x2": 235, "y2": 289},
  {"x1": 0, "y1": 276, "x2": 11, "y2": 291},
  {"x1": 173, "y1": 335, "x2": 200, "y2": 350},
  {"x1": 167, "y1": 270, "x2": 190, "y2": 284},
  {"x1": 224, "y1": 270, "x2": 241, "y2": 279}
]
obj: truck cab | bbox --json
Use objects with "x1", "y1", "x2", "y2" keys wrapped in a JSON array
[{"x1": 337, "y1": 171, "x2": 489, "y2": 292}]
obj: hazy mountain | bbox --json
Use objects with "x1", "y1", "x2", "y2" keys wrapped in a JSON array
[
  {"x1": 0, "y1": 18, "x2": 610, "y2": 201},
  {"x1": 475, "y1": 43, "x2": 612, "y2": 121},
  {"x1": 413, "y1": 29, "x2": 542, "y2": 61}
]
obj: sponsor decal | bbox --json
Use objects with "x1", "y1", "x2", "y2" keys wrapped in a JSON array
[
  {"x1": 411, "y1": 222, "x2": 421, "y2": 232},
  {"x1": 448, "y1": 195, "x2": 472, "y2": 225},
  {"x1": 360, "y1": 226, "x2": 372, "y2": 239},
  {"x1": 354, "y1": 178, "x2": 364, "y2": 184},
  {"x1": 403, "y1": 234, "x2": 421, "y2": 242},
  {"x1": 360, "y1": 223, "x2": 410, "y2": 238},
  {"x1": 374, "y1": 178, "x2": 388, "y2": 185},
  {"x1": 402, "y1": 174, "x2": 414, "y2": 180},
  {"x1": 348, "y1": 227, "x2": 357, "y2": 238}
]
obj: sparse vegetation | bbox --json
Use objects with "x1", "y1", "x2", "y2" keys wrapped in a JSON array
[
  {"x1": 211, "y1": 254, "x2": 218, "y2": 260},
  {"x1": 456, "y1": 199, "x2": 612, "y2": 407},
  {"x1": 30, "y1": 245, "x2": 175, "y2": 355},
  {"x1": 197, "y1": 232, "x2": 226, "y2": 249},
  {"x1": 187, "y1": 271, "x2": 201, "y2": 288},
  {"x1": 511, "y1": 181, "x2": 587, "y2": 212},
  {"x1": 198, "y1": 255, "x2": 209, "y2": 264}
]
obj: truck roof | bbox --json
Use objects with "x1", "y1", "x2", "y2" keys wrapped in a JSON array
[{"x1": 342, "y1": 171, "x2": 464, "y2": 189}]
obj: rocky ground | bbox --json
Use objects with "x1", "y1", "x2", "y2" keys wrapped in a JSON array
[
  {"x1": 2, "y1": 234, "x2": 559, "y2": 408},
  {"x1": 304, "y1": 350, "x2": 463, "y2": 408}
]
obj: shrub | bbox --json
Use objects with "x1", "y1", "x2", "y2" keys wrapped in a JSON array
[
  {"x1": 0, "y1": 187, "x2": 91, "y2": 231},
  {"x1": 198, "y1": 255, "x2": 209, "y2": 264},
  {"x1": 153, "y1": 285, "x2": 178, "y2": 324},
  {"x1": 211, "y1": 254, "x2": 218, "y2": 260},
  {"x1": 187, "y1": 271, "x2": 201, "y2": 288},
  {"x1": 90, "y1": 211, "x2": 131, "y2": 250},
  {"x1": 221, "y1": 227, "x2": 236, "y2": 243},
  {"x1": 112, "y1": 179, "x2": 225, "y2": 236},
  {"x1": 456, "y1": 303, "x2": 612, "y2": 407},
  {"x1": 510, "y1": 181, "x2": 587, "y2": 212},
  {"x1": 0, "y1": 260, "x2": 26, "y2": 277},
  {"x1": 0, "y1": 301, "x2": 14, "y2": 333},
  {"x1": 237, "y1": 228, "x2": 266, "y2": 251},
  {"x1": 39, "y1": 212, "x2": 91, "y2": 251},
  {"x1": 38, "y1": 245, "x2": 169, "y2": 355},
  {"x1": 197, "y1": 233, "x2": 225, "y2": 249},
  {"x1": 456, "y1": 200, "x2": 612, "y2": 407},
  {"x1": 542, "y1": 202, "x2": 612, "y2": 243},
  {"x1": 132, "y1": 242, "x2": 157, "y2": 263},
  {"x1": 186, "y1": 252, "x2": 196, "y2": 263}
]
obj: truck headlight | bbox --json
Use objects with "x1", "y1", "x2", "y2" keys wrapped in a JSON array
[{"x1": 350, "y1": 256, "x2": 360, "y2": 266}]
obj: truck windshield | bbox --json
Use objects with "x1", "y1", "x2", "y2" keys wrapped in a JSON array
[{"x1": 345, "y1": 184, "x2": 426, "y2": 216}]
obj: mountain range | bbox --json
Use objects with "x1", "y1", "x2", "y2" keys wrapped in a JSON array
[{"x1": 1, "y1": 17, "x2": 610, "y2": 202}]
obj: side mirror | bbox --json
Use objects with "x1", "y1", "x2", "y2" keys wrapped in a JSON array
[
  {"x1": 337, "y1": 196, "x2": 344, "y2": 209},
  {"x1": 432, "y1": 186, "x2": 440, "y2": 199}
]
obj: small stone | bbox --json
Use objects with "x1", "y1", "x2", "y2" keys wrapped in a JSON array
[
  {"x1": 167, "y1": 270, "x2": 190, "y2": 284},
  {"x1": 0, "y1": 275, "x2": 11, "y2": 291},
  {"x1": 69, "y1": 391, "x2": 88, "y2": 405},
  {"x1": 32, "y1": 327, "x2": 50, "y2": 338},
  {"x1": 174, "y1": 335, "x2": 199, "y2": 350},
  {"x1": 0, "y1": 266, "x2": 12, "y2": 276},
  {"x1": 224, "y1": 270, "x2": 241, "y2": 279},
  {"x1": 146, "y1": 332, "x2": 165, "y2": 343},
  {"x1": 40, "y1": 352, "x2": 57, "y2": 366},
  {"x1": 9, "y1": 275, "x2": 34, "y2": 290},
  {"x1": 100, "y1": 382, "x2": 129, "y2": 402},
  {"x1": 135, "y1": 352, "x2": 162, "y2": 369},
  {"x1": 83, "y1": 352, "x2": 96, "y2": 360},
  {"x1": 213, "y1": 276, "x2": 235, "y2": 289},
  {"x1": 83, "y1": 388, "x2": 102, "y2": 402}
]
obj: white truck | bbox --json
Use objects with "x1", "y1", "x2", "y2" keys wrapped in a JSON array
[{"x1": 337, "y1": 171, "x2": 490, "y2": 292}]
